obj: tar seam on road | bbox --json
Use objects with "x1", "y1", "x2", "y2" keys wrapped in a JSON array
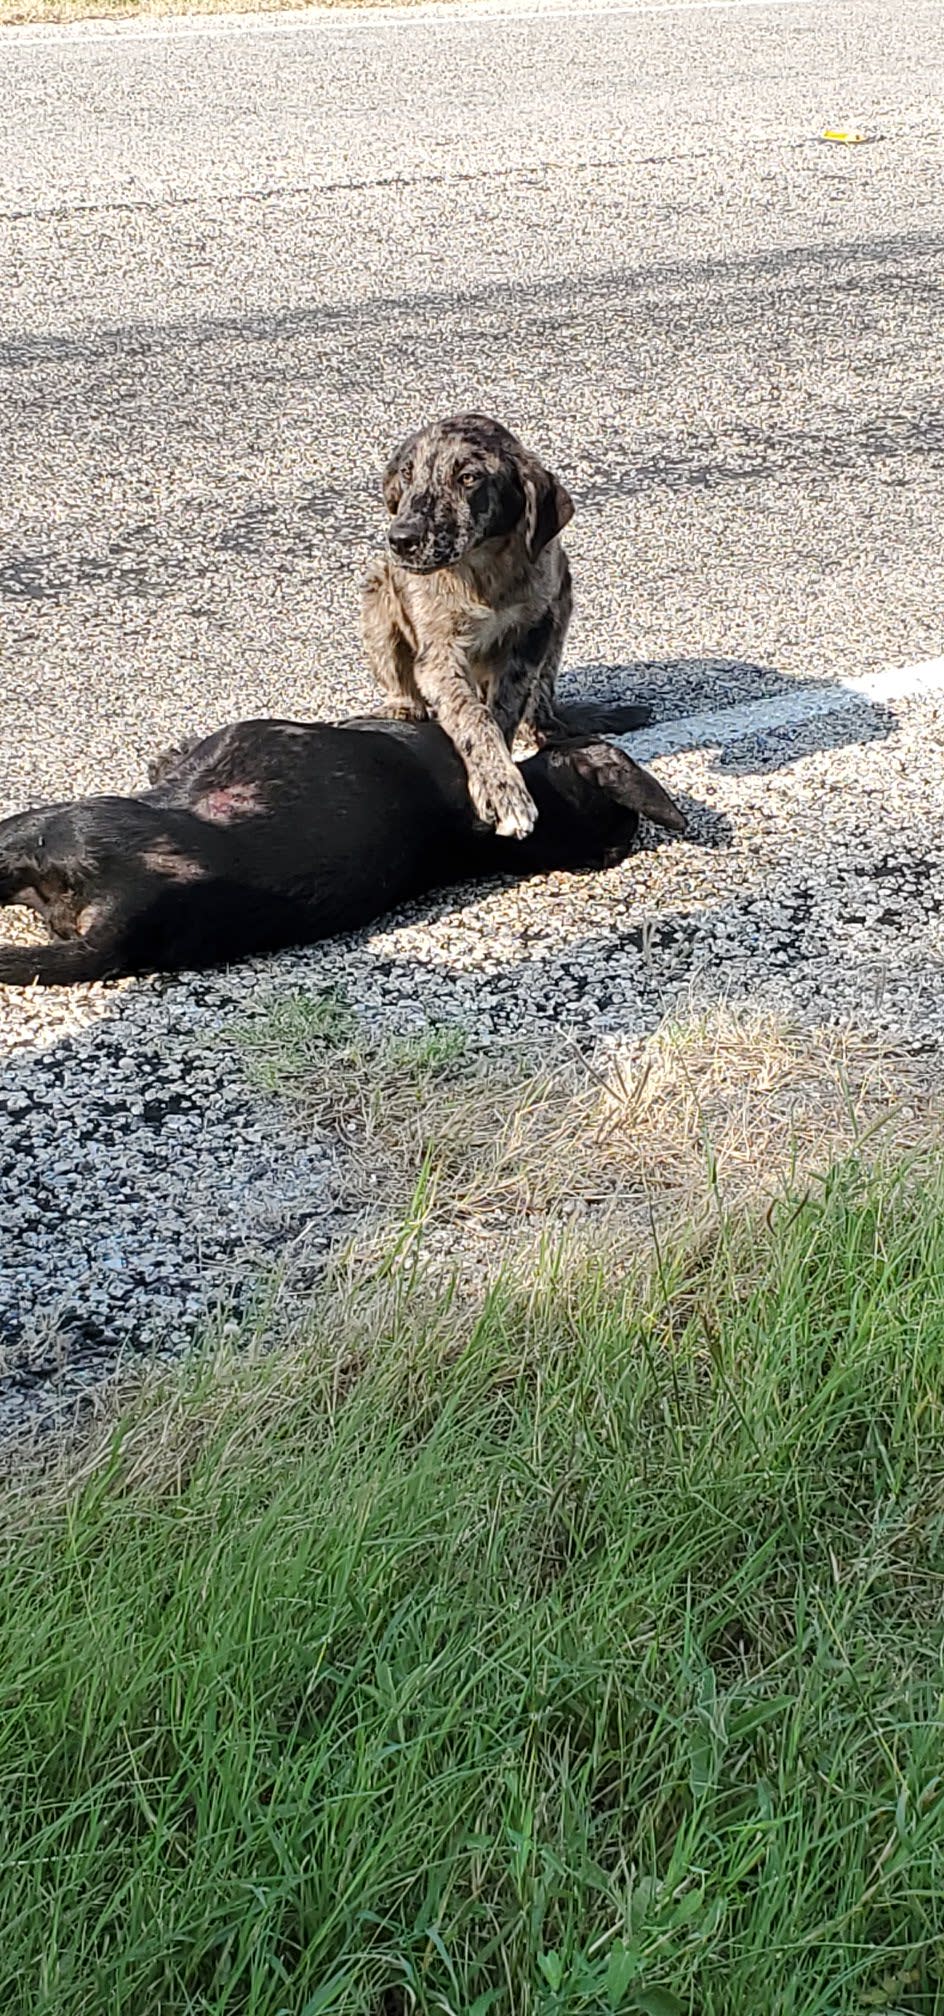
[{"x1": 0, "y1": 0, "x2": 850, "y2": 52}]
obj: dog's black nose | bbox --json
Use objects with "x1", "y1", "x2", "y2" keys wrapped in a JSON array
[{"x1": 388, "y1": 518, "x2": 426, "y2": 559}]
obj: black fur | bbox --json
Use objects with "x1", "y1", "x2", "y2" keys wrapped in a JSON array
[{"x1": 0, "y1": 715, "x2": 685, "y2": 987}]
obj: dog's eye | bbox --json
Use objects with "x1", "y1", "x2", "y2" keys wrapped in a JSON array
[{"x1": 459, "y1": 468, "x2": 480, "y2": 489}]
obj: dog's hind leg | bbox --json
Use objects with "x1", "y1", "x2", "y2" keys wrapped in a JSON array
[
  {"x1": 0, "y1": 937, "x2": 118, "y2": 987},
  {"x1": 525, "y1": 553, "x2": 574, "y2": 742},
  {"x1": 526, "y1": 560, "x2": 652, "y2": 741}
]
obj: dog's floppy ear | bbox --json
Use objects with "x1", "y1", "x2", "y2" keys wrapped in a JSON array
[
  {"x1": 381, "y1": 432, "x2": 417, "y2": 515},
  {"x1": 560, "y1": 741, "x2": 687, "y2": 834},
  {"x1": 520, "y1": 457, "x2": 575, "y2": 558}
]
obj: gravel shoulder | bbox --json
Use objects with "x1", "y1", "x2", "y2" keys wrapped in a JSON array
[
  {"x1": 3, "y1": 674, "x2": 942, "y2": 1437},
  {"x1": 2, "y1": 0, "x2": 943, "y2": 1434}
]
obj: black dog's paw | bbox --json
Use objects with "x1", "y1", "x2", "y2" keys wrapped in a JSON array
[
  {"x1": 536, "y1": 700, "x2": 654, "y2": 743},
  {"x1": 147, "y1": 736, "x2": 200, "y2": 786}
]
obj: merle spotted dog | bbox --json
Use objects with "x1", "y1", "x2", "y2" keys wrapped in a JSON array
[
  {"x1": 362, "y1": 412, "x2": 649, "y2": 842},
  {"x1": 0, "y1": 715, "x2": 684, "y2": 987}
]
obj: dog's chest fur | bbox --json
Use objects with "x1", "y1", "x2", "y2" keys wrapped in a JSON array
[{"x1": 401, "y1": 540, "x2": 562, "y2": 669}]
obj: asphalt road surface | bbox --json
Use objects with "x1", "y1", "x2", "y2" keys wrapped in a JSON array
[{"x1": 1, "y1": 0, "x2": 943, "y2": 1429}]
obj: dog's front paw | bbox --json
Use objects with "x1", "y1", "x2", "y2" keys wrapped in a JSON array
[
  {"x1": 377, "y1": 699, "x2": 429, "y2": 723},
  {"x1": 469, "y1": 766, "x2": 538, "y2": 840}
]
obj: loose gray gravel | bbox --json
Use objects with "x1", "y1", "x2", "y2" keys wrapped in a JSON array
[
  {"x1": 0, "y1": 974, "x2": 342, "y2": 1437},
  {"x1": 1, "y1": 0, "x2": 943, "y2": 1436}
]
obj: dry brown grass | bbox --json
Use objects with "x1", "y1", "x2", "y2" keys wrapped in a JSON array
[
  {"x1": 12, "y1": 993, "x2": 941, "y2": 1489},
  {"x1": 242, "y1": 993, "x2": 944, "y2": 1291},
  {"x1": 10, "y1": 992, "x2": 938, "y2": 1479}
]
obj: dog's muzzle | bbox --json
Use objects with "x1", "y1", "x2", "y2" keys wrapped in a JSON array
[{"x1": 388, "y1": 517, "x2": 429, "y2": 563}]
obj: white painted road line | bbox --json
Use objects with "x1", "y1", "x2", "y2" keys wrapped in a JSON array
[
  {"x1": 0, "y1": 0, "x2": 847, "y2": 49},
  {"x1": 623, "y1": 657, "x2": 944, "y2": 764}
]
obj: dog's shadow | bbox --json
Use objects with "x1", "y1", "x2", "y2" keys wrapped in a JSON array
[
  {"x1": 563, "y1": 656, "x2": 896, "y2": 781},
  {"x1": 663, "y1": 792, "x2": 733, "y2": 850}
]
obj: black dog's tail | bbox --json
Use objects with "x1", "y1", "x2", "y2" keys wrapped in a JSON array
[{"x1": 0, "y1": 939, "x2": 116, "y2": 987}]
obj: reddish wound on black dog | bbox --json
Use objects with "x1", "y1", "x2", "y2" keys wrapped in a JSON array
[{"x1": 193, "y1": 781, "x2": 264, "y2": 824}]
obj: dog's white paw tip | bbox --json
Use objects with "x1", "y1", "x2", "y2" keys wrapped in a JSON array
[{"x1": 496, "y1": 811, "x2": 537, "y2": 840}]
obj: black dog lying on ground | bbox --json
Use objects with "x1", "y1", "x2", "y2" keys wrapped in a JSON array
[{"x1": 0, "y1": 714, "x2": 685, "y2": 987}]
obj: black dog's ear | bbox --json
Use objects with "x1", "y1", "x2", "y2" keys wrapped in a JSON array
[
  {"x1": 381, "y1": 432, "x2": 418, "y2": 515},
  {"x1": 557, "y1": 741, "x2": 687, "y2": 834},
  {"x1": 520, "y1": 458, "x2": 575, "y2": 558}
]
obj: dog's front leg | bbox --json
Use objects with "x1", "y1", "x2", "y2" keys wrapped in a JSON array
[
  {"x1": 490, "y1": 636, "x2": 547, "y2": 755},
  {"x1": 361, "y1": 556, "x2": 427, "y2": 721},
  {"x1": 413, "y1": 644, "x2": 538, "y2": 839},
  {"x1": 493, "y1": 592, "x2": 573, "y2": 753}
]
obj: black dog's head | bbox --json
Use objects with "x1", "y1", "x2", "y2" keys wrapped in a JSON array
[
  {"x1": 531, "y1": 739, "x2": 687, "y2": 869},
  {"x1": 381, "y1": 413, "x2": 574, "y2": 574}
]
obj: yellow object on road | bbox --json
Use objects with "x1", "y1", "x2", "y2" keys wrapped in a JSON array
[{"x1": 822, "y1": 127, "x2": 869, "y2": 143}]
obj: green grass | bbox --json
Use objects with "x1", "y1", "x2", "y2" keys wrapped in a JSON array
[
  {"x1": 239, "y1": 988, "x2": 470, "y2": 1097},
  {"x1": 2, "y1": 1162, "x2": 944, "y2": 2014}
]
